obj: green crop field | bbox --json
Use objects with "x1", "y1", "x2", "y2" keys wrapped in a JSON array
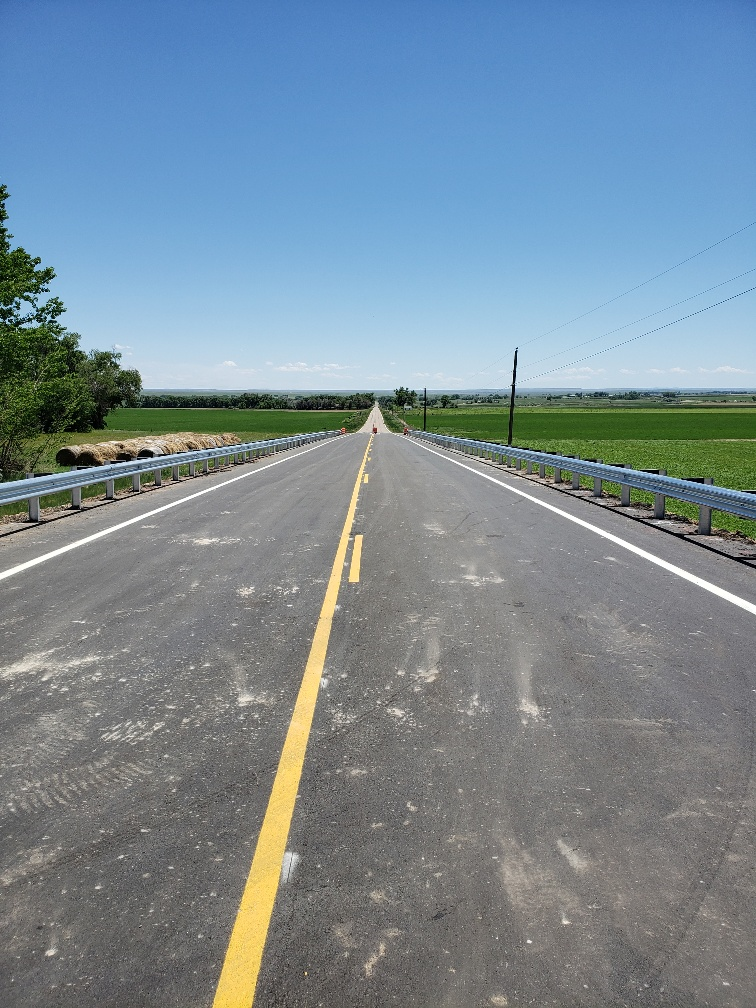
[
  {"x1": 106, "y1": 407, "x2": 368, "y2": 438},
  {"x1": 404, "y1": 406, "x2": 756, "y2": 441},
  {"x1": 402, "y1": 406, "x2": 756, "y2": 537}
]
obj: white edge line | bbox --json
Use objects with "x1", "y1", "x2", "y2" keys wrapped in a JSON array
[
  {"x1": 410, "y1": 438, "x2": 756, "y2": 618},
  {"x1": 0, "y1": 440, "x2": 336, "y2": 584}
]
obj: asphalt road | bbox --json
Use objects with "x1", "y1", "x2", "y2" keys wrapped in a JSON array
[{"x1": 1, "y1": 423, "x2": 754, "y2": 1007}]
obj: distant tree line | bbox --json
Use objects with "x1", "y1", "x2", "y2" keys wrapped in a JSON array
[
  {"x1": 379, "y1": 390, "x2": 462, "y2": 409},
  {"x1": 139, "y1": 392, "x2": 374, "y2": 410}
]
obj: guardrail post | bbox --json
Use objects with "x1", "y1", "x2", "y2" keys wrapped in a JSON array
[
  {"x1": 538, "y1": 462, "x2": 546, "y2": 478},
  {"x1": 581, "y1": 459, "x2": 604, "y2": 496},
  {"x1": 621, "y1": 482, "x2": 631, "y2": 506},
  {"x1": 154, "y1": 468, "x2": 162, "y2": 487},
  {"x1": 684, "y1": 477, "x2": 714, "y2": 533},
  {"x1": 571, "y1": 459, "x2": 581, "y2": 489},
  {"x1": 71, "y1": 486, "x2": 82, "y2": 509},
  {"x1": 172, "y1": 465, "x2": 180, "y2": 481},
  {"x1": 189, "y1": 462, "x2": 197, "y2": 476},
  {"x1": 525, "y1": 460, "x2": 533, "y2": 474},
  {"x1": 638, "y1": 469, "x2": 667, "y2": 517},
  {"x1": 28, "y1": 496, "x2": 41, "y2": 521},
  {"x1": 132, "y1": 473, "x2": 141, "y2": 492},
  {"x1": 105, "y1": 479, "x2": 115, "y2": 499},
  {"x1": 203, "y1": 458, "x2": 210, "y2": 474},
  {"x1": 556, "y1": 455, "x2": 573, "y2": 485}
]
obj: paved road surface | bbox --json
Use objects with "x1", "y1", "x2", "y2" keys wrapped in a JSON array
[
  {"x1": 360, "y1": 403, "x2": 391, "y2": 432},
  {"x1": 1, "y1": 428, "x2": 754, "y2": 1007}
]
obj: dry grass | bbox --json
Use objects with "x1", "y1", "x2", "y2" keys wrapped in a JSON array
[{"x1": 56, "y1": 432, "x2": 242, "y2": 466}]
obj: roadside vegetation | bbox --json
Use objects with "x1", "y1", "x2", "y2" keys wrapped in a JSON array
[{"x1": 379, "y1": 407, "x2": 408, "y2": 433}]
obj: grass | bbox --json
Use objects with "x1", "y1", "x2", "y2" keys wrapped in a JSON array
[
  {"x1": 1, "y1": 408, "x2": 369, "y2": 521},
  {"x1": 107, "y1": 407, "x2": 368, "y2": 437},
  {"x1": 380, "y1": 408, "x2": 408, "y2": 433},
  {"x1": 404, "y1": 406, "x2": 756, "y2": 538},
  {"x1": 404, "y1": 406, "x2": 756, "y2": 440}
]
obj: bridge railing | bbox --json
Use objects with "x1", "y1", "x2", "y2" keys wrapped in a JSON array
[
  {"x1": 1, "y1": 431, "x2": 341, "y2": 522},
  {"x1": 410, "y1": 430, "x2": 756, "y2": 534}
]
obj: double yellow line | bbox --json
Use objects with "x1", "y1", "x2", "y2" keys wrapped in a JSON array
[{"x1": 212, "y1": 435, "x2": 372, "y2": 1008}]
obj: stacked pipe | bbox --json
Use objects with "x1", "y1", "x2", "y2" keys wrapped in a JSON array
[{"x1": 56, "y1": 432, "x2": 242, "y2": 467}]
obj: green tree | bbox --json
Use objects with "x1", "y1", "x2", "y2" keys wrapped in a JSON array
[
  {"x1": 70, "y1": 349, "x2": 142, "y2": 430},
  {"x1": 393, "y1": 386, "x2": 417, "y2": 408},
  {"x1": 0, "y1": 184, "x2": 141, "y2": 475}
]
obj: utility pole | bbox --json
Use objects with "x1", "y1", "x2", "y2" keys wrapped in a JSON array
[
  {"x1": 423, "y1": 387, "x2": 427, "y2": 431},
  {"x1": 507, "y1": 347, "x2": 518, "y2": 446}
]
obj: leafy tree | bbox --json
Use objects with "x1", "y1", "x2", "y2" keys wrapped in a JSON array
[
  {"x1": 0, "y1": 184, "x2": 141, "y2": 475},
  {"x1": 69, "y1": 349, "x2": 142, "y2": 429},
  {"x1": 393, "y1": 386, "x2": 416, "y2": 408}
]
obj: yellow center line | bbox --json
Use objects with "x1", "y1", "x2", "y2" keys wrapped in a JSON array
[
  {"x1": 212, "y1": 434, "x2": 373, "y2": 1008},
  {"x1": 363, "y1": 473, "x2": 369, "y2": 483},
  {"x1": 348, "y1": 534, "x2": 363, "y2": 582}
]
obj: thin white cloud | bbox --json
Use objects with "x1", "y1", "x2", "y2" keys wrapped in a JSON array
[
  {"x1": 557, "y1": 367, "x2": 605, "y2": 376},
  {"x1": 411, "y1": 371, "x2": 463, "y2": 383},
  {"x1": 112, "y1": 343, "x2": 133, "y2": 355},
  {"x1": 697, "y1": 365, "x2": 751, "y2": 374},
  {"x1": 216, "y1": 361, "x2": 258, "y2": 374},
  {"x1": 640, "y1": 366, "x2": 690, "y2": 374},
  {"x1": 366, "y1": 374, "x2": 397, "y2": 380},
  {"x1": 619, "y1": 368, "x2": 637, "y2": 375},
  {"x1": 272, "y1": 362, "x2": 355, "y2": 373}
]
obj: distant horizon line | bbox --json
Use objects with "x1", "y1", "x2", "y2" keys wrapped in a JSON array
[{"x1": 140, "y1": 386, "x2": 756, "y2": 395}]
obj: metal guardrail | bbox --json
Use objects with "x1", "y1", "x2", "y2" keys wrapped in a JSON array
[
  {"x1": 1, "y1": 431, "x2": 340, "y2": 522},
  {"x1": 410, "y1": 430, "x2": 756, "y2": 534}
]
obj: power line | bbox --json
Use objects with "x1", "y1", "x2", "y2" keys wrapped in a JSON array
[
  {"x1": 518, "y1": 285, "x2": 756, "y2": 385},
  {"x1": 519, "y1": 267, "x2": 756, "y2": 374},
  {"x1": 464, "y1": 219, "x2": 756, "y2": 382}
]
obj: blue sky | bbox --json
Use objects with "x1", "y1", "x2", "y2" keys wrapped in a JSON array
[{"x1": 2, "y1": 0, "x2": 754, "y2": 390}]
